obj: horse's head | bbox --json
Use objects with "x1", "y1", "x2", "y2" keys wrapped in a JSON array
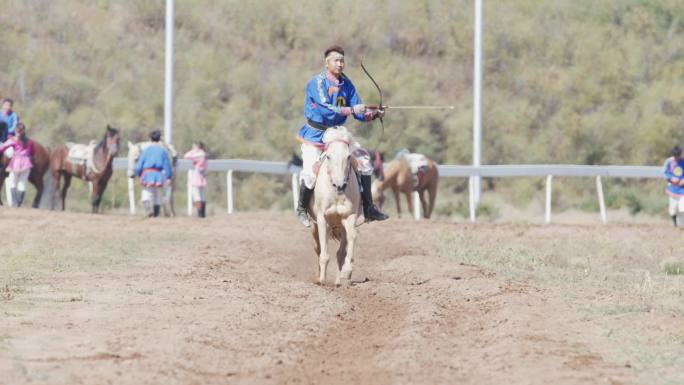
[
  {"x1": 105, "y1": 124, "x2": 120, "y2": 156},
  {"x1": 323, "y1": 127, "x2": 353, "y2": 195},
  {"x1": 126, "y1": 141, "x2": 141, "y2": 178}
]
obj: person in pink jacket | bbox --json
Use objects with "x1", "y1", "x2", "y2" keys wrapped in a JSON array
[
  {"x1": 0, "y1": 123, "x2": 33, "y2": 207},
  {"x1": 184, "y1": 141, "x2": 207, "y2": 217}
]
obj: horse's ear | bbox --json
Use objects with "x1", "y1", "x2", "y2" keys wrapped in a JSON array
[{"x1": 107, "y1": 124, "x2": 111, "y2": 130}]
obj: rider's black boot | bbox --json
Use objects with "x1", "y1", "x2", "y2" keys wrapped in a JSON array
[
  {"x1": 360, "y1": 175, "x2": 388, "y2": 222},
  {"x1": 199, "y1": 202, "x2": 206, "y2": 218},
  {"x1": 673, "y1": 215, "x2": 678, "y2": 228},
  {"x1": 153, "y1": 204, "x2": 161, "y2": 218},
  {"x1": 296, "y1": 184, "x2": 313, "y2": 227}
]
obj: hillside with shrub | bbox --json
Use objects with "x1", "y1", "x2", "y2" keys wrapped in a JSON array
[{"x1": 1, "y1": 0, "x2": 682, "y2": 215}]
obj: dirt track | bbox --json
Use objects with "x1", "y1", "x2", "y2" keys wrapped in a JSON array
[{"x1": 1, "y1": 209, "x2": 683, "y2": 385}]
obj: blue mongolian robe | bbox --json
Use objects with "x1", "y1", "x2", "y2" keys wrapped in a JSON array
[
  {"x1": 0, "y1": 111, "x2": 19, "y2": 136},
  {"x1": 297, "y1": 71, "x2": 368, "y2": 145},
  {"x1": 135, "y1": 144, "x2": 173, "y2": 187},
  {"x1": 664, "y1": 156, "x2": 684, "y2": 197}
]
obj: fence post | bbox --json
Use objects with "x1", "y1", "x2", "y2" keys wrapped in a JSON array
[
  {"x1": 111, "y1": 175, "x2": 116, "y2": 210},
  {"x1": 596, "y1": 175, "x2": 607, "y2": 224},
  {"x1": 545, "y1": 175, "x2": 553, "y2": 224},
  {"x1": 291, "y1": 173, "x2": 299, "y2": 212},
  {"x1": 5, "y1": 179, "x2": 12, "y2": 206},
  {"x1": 127, "y1": 177, "x2": 136, "y2": 214},
  {"x1": 469, "y1": 176, "x2": 476, "y2": 222},
  {"x1": 186, "y1": 170, "x2": 192, "y2": 216},
  {"x1": 227, "y1": 169, "x2": 234, "y2": 214},
  {"x1": 413, "y1": 191, "x2": 421, "y2": 220}
]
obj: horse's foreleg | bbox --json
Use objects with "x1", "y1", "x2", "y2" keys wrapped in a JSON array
[
  {"x1": 60, "y1": 175, "x2": 71, "y2": 211},
  {"x1": 91, "y1": 184, "x2": 102, "y2": 214},
  {"x1": 316, "y1": 216, "x2": 330, "y2": 285},
  {"x1": 50, "y1": 172, "x2": 60, "y2": 210},
  {"x1": 419, "y1": 189, "x2": 429, "y2": 219},
  {"x1": 393, "y1": 188, "x2": 401, "y2": 218},
  {"x1": 405, "y1": 191, "x2": 414, "y2": 219},
  {"x1": 29, "y1": 172, "x2": 43, "y2": 209},
  {"x1": 426, "y1": 183, "x2": 437, "y2": 219},
  {"x1": 312, "y1": 223, "x2": 321, "y2": 256},
  {"x1": 335, "y1": 231, "x2": 348, "y2": 286},
  {"x1": 339, "y1": 216, "x2": 357, "y2": 285}
]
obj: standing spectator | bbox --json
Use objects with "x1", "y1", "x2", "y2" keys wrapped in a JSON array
[
  {"x1": 663, "y1": 145, "x2": 684, "y2": 227},
  {"x1": 0, "y1": 123, "x2": 33, "y2": 207},
  {"x1": 0, "y1": 98, "x2": 20, "y2": 137},
  {"x1": 184, "y1": 141, "x2": 208, "y2": 218},
  {"x1": 135, "y1": 130, "x2": 173, "y2": 217}
]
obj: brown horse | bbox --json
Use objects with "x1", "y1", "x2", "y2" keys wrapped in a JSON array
[
  {"x1": 0, "y1": 140, "x2": 51, "y2": 208},
  {"x1": 49, "y1": 125, "x2": 120, "y2": 213},
  {"x1": 372, "y1": 154, "x2": 439, "y2": 219}
]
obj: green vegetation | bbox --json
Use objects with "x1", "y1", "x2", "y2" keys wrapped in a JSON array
[
  {"x1": 663, "y1": 260, "x2": 684, "y2": 275},
  {"x1": 1, "y1": 0, "x2": 682, "y2": 214}
]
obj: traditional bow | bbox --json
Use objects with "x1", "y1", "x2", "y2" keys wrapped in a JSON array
[{"x1": 360, "y1": 60, "x2": 385, "y2": 136}]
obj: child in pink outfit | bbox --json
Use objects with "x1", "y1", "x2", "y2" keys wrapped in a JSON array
[
  {"x1": 0, "y1": 123, "x2": 33, "y2": 207},
  {"x1": 184, "y1": 142, "x2": 208, "y2": 217}
]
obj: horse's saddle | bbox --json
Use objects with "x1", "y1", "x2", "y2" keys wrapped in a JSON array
[
  {"x1": 401, "y1": 153, "x2": 428, "y2": 190},
  {"x1": 67, "y1": 141, "x2": 99, "y2": 174}
]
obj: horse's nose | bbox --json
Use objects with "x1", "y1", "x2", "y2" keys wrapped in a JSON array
[{"x1": 336, "y1": 183, "x2": 347, "y2": 194}]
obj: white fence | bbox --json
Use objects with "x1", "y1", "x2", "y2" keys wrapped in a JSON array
[{"x1": 112, "y1": 158, "x2": 663, "y2": 223}]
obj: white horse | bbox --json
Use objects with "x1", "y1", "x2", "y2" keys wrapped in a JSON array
[
  {"x1": 310, "y1": 127, "x2": 362, "y2": 286},
  {"x1": 127, "y1": 141, "x2": 178, "y2": 216}
]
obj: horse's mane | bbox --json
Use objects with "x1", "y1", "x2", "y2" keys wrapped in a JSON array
[
  {"x1": 96, "y1": 126, "x2": 118, "y2": 151},
  {"x1": 322, "y1": 126, "x2": 353, "y2": 145}
]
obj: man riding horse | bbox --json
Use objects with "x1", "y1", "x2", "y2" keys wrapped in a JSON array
[{"x1": 295, "y1": 45, "x2": 389, "y2": 227}]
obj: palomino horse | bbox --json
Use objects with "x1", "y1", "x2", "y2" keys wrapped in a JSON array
[
  {"x1": 0, "y1": 139, "x2": 51, "y2": 208},
  {"x1": 49, "y1": 125, "x2": 120, "y2": 213},
  {"x1": 309, "y1": 127, "x2": 362, "y2": 286},
  {"x1": 126, "y1": 141, "x2": 178, "y2": 216},
  {"x1": 372, "y1": 154, "x2": 439, "y2": 219}
]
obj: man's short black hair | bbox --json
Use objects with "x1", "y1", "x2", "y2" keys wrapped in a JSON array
[
  {"x1": 324, "y1": 45, "x2": 344, "y2": 59},
  {"x1": 150, "y1": 129, "x2": 162, "y2": 142},
  {"x1": 673, "y1": 145, "x2": 682, "y2": 157},
  {"x1": 3, "y1": 98, "x2": 13, "y2": 105}
]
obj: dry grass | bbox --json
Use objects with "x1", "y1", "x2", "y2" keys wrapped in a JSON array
[{"x1": 432, "y1": 223, "x2": 684, "y2": 385}]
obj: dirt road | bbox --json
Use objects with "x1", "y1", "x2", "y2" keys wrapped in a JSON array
[{"x1": 1, "y1": 210, "x2": 682, "y2": 384}]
